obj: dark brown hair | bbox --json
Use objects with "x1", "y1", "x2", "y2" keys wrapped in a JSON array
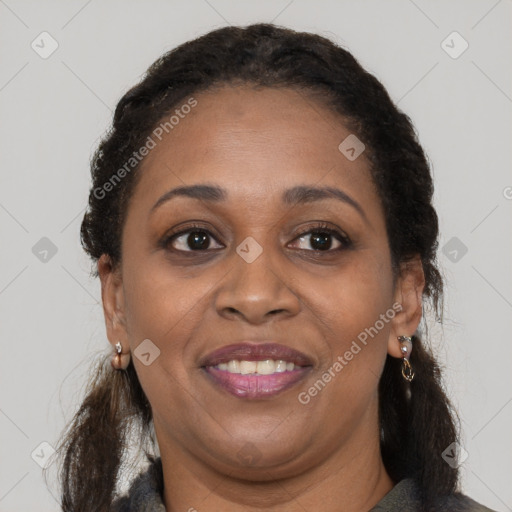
[{"x1": 51, "y1": 23, "x2": 459, "y2": 512}]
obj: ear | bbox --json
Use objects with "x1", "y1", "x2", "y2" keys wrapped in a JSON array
[
  {"x1": 98, "y1": 254, "x2": 128, "y2": 350},
  {"x1": 387, "y1": 255, "x2": 425, "y2": 358}
]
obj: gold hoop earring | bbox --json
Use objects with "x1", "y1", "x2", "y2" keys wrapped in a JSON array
[
  {"x1": 397, "y1": 335, "x2": 414, "y2": 382},
  {"x1": 111, "y1": 341, "x2": 131, "y2": 370}
]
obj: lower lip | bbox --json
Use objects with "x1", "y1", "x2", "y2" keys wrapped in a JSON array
[{"x1": 203, "y1": 366, "x2": 311, "y2": 399}]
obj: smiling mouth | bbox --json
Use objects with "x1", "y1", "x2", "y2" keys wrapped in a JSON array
[
  {"x1": 199, "y1": 342, "x2": 314, "y2": 399},
  {"x1": 202, "y1": 358, "x2": 312, "y2": 399}
]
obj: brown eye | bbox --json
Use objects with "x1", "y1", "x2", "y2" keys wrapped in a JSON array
[
  {"x1": 167, "y1": 229, "x2": 223, "y2": 252},
  {"x1": 289, "y1": 225, "x2": 351, "y2": 252},
  {"x1": 294, "y1": 231, "x2": 341, "y2": 251}
]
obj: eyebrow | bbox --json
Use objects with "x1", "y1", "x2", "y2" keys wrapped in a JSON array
[{"x1": 150, "y1": 183, "x2": 368, "y2": 222}]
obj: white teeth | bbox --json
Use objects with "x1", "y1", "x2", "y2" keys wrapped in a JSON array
[
  {"x1": 256, "y1": 360, "x2": 275, "y2": 375},
  {"x1": 274, "y1": 360, "x2": 287, "y2": 372},
  {"x1": 214, "y1": 359, "x2": 297, "y2": 374},
  {"x1": 227, "y1": 360, "x2": 240, "y2": 373},
  {"x1": 240, "y1": 361, "x2": 257, "y2": 374}
]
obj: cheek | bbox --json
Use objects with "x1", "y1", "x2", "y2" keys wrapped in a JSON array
[
  {"x1": 120, "y1": 260, "x2": 209, "y2": 425},
  {"x1": 308, "y1": 248, "x2": 394, "y2": 335},
  {"x1": 303, "y1": 250, "x2": 395, "y2": 388},
  {"x1": 295, "y1": 274, "x2": 393, "y2": 440},
  {"x1": 290, "y1": 262, "x2": 394, "y2": 452},
  {"x1": 121, "y1": 255, "x2": 210, "y2": 360}
]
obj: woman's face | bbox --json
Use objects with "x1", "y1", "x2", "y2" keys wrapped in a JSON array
[{"x1": 101, "y1": 85, "x2": 421, "y2": 480}]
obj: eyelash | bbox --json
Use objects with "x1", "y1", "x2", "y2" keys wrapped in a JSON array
[{"x1": 160, "y1": 222, "x2": 352, "y2": 255}]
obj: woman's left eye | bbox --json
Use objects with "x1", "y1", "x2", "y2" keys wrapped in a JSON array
[{"x1": 289, "y1": 228, "x2": 350, "y2": 252}]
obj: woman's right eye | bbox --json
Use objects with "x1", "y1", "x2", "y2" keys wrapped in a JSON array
[{"x1": 165, "y1": 229, "x2": 224, "y2": 252}]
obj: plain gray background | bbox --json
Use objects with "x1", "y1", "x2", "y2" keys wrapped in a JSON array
[{"x1": 0, "y1": 1, "x2": 511, "y2": 510}]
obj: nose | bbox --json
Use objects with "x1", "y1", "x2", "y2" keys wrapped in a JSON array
[{"x1": 214, "y1": 249, "x2": 301, "y2": 325}]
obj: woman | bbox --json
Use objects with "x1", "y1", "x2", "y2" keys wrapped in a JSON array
[{"x1": 53, "y1": 23, "x2": 496, "y2": 511}]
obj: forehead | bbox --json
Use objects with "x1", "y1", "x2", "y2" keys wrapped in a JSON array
[{"x1": 130, "y1": 85, "x2": 378, "y2": 213}]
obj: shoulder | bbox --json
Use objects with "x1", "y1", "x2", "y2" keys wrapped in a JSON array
[
  {"x1": 370, "y1": 478, "x2": 498, "y2": 512},
  {"x1": 437, "y1": 491, "x2": 499, "y2": 512}
]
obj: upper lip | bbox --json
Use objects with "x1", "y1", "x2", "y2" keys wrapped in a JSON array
[{"x1": 199, "y1": 342, "x2": 314, "y2": 368}]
